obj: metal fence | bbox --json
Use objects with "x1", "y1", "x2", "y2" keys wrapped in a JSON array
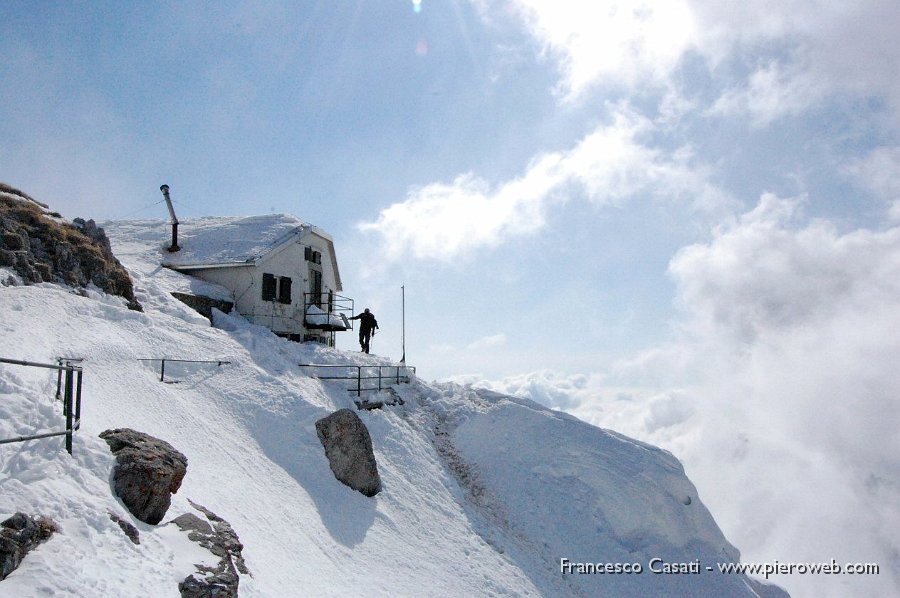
[
  {"x1": 303, "y1": 291, "x2": 354, "y2": 325},
  {"x1": 0, "y1": 357, "x2": 83, "y2": 455},
  {"x1": 137, "y1": 358, "x2": 231, "y2": 382},
  {"x1": 298, "y1": 363, "x2": 416, "y2": 396}
]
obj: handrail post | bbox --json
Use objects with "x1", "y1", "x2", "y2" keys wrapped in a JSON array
[
  {"x1": 75, "y1": 368, "x2": 83, "y2": 430},
  {"x1": 64, "y1": 368, "x2": 73, "y2": 455},
  {"x1": 160, "y1": 359, "x2": 166, "y2": 382},
  {"x1": 356, "y1": 366, "x2": 361, "y2": 397},
  {"x1": 378, "y1": 367, "x2": 382, "y2": 391},
  {"x1": 56, "y1": 358, "x2": 63, "y2": 400}
]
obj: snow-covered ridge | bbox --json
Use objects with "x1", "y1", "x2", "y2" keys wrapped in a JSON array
[{"x1": 0, "y1": 215, "x2": 786, "y2": 596}]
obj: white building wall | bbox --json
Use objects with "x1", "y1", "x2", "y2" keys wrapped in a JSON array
[{"x1": 184, "y1": 232, "x2": 341, "y2": 341}]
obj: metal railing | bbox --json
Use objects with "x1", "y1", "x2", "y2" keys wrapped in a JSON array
[
  {"x1": 298, "y1": 363, "x2": 416, "y2": 396},
  {"x1": 0, "y1": 357, "x2": 84, "y2": 455},
  {"x1": 303, "y1": 291, "x2": 354, "y2": 328},
  {"x1": 56, "y1": 357, "x2": 84, "y2": 400},
  {"x1": 137, "y1": 358, "x2": 231, "y2": 382}
]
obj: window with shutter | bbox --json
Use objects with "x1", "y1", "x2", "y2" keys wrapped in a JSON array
[
  {"x1": 310, "y1": 269, "x2": 322, "y2": 307},
  {"x1": 262, "y1": 273, "x2": 276, "y2": 301},
  {"x1": 278, "y1": 276, "x2": 292, "y2": 304}
]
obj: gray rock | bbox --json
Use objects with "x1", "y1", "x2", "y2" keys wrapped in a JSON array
[
  {"x1": 0, "y1": 513, "x2": 57, "y2": 580},
  {"x1": 187, "y1": 500, "x2": 249, "y2": 575},
  {"x1": 173, "y1": 501, "x2": 249, "y2": 598},
  {"x1": 171, "y1": 292, "x2": 235, "y2": 322},
  {"x1": 100, "y1": 428, "x2": 188, "y2": 525},
  {"x1": 1, "y1": 232, "x2": 24, "y2": 250},
  {"x1": 108, "y1": 511, "x2": 141, "y2": 545},
  {"x1": 179, "y1": 573, "x2": 237, "y2": 598},
  {"x1": 315, "y1": 409, "x2": 381, "y2": 497},
  {"x1": 0, "y1": 249, "x2": 15, "y2": 267},
  {"x1": 34, "y1": 262, "x2": 52, "y2": 282}
]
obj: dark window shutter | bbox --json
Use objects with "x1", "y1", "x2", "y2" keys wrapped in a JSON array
[
  {"x1": 262, "y1": 273, "x2": 276, "y2": 301},
  {"x1": 304, "y1": 246, "x2": 312, "y2": 261},
  {"x1": 278, "y1": 276, "x2": 292, "y2": 304},
  {"x1": 311, "y1": 270, "x2": 322, "y2": 306}
]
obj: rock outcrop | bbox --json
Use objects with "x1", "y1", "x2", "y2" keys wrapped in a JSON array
[
  {"x1": 100, "y1": 428, "x2": 188, "y2": 524},
  {"x1": 315, "y1": 409, "x2": 381, "y2": 497},
  {"x1": 0, "y1": 183, "x2": 142, "y2": 310},
  {"x1": 173, "y1": 500, "x2": 249, "y2": 598},
  {"x1": 0, "y1": 513, "x2": 57, "y2": 581}
]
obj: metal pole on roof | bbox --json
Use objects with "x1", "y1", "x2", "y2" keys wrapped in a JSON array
[
  {"x1": 400, "y1": 285, "x2": 406, "y2": 364},
  {"x1": 159, "y1": 184, "x2": 180, "y2": 252}
]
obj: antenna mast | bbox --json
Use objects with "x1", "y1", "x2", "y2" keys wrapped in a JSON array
[{"x1": 400, "y1": 285, "x2": 406, "y2": 364}]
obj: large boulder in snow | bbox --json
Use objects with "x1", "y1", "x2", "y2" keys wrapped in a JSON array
[
  {"x1": 100, "y1": 428, "x2": 188, "y2": 525},
  {"x1": 172, "y1": 501, "x2": 248, "y2": 598},
  {"x1": 0, "y1": 513, "x2": 57, "y2": 580},
  {"x1": 315, "y1": 409, "x2": 381, "y2": 497}
]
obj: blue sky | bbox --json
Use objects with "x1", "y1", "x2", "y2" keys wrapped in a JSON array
[
  {"x1": 3, "y1": 1, "x2": 897, "y2": 381},
  {"x1": 4, "y1": 2, "x2": 900, "y2": 595},
  {"x1": 1, "y1": 0, "x2": 895, "y2": 377}
]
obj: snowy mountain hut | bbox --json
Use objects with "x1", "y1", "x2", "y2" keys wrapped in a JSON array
[{"x1": 160, "y1": 213, "x2": 352, "y2": 345}]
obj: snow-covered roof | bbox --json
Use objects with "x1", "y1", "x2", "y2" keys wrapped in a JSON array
[
  {"x1": 160, "y1": 214, "x2": 310, "y2": 268},
  {"x1": 104, "y1": 213, "x2": 343, "y2": 291}
]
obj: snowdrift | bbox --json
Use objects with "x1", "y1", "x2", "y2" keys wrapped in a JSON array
[{"x1": 0, "y1": 219, "x2": 786, "y2": 596}]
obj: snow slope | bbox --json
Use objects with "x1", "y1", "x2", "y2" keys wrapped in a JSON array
[{"x1": 0, "y1": 218, "x2": 786, "y2": 596}]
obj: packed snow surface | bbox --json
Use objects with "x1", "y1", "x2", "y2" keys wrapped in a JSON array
[{"x1": 0, "y1": 217, "x2": 786, "y2": 596}]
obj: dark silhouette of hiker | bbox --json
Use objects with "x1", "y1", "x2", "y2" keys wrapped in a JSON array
[{"x1": 349, "y1": 308, "x2": 379, "y2": 353}]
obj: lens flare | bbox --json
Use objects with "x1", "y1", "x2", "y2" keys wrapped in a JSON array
[{"x1": 412, "y1": 0, "x2": 422, "y2": 14}]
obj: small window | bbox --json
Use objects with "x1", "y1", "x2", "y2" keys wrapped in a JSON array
[
  {"x1": 313, "y1": 251, "x2": 322, "y2": 265},
  {"x1": 278, "y1": 276, "x2": 292, "y2": 304},
  {"x1": 304, "y1": 246, "x2": 312, "y2": 261},
  {"x1": 262, "y1": 273, "x2": 276, "y2": 301}
]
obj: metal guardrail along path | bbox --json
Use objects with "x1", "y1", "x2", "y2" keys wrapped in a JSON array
[
  {"x1": 298, "y1": 363, "x2": 415, "y2": 397},
  {"x1": 137, "y1": 358, "x2": 231, "y2": 382},
  {"x1": 0, "y1": 357, "x2": 83, "y2": 455}
]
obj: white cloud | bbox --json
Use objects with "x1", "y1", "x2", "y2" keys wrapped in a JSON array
[
  {"x1": 495, "y1": 1, "x2": 900, "y2": 121},
  {"x1": 358, "y1": 109, "x2": 730, "y2": 262},
  {"x1": 466, "y1": 333, "x2": 508, "y2": 350},
  {"x1": 708, "y1": 57, "x2": 828, "y2": 127},
  {"x1": 662, "y1": 198, "x2": 900, "y2": 596},
  {"x1": 466, "y1": 369, "x2": 590, "y2": 410},
  {"x1": 690, "y1": 0, "x2": 900, "y2": 101},
  {"x1": 846, "y1": 146, "x2": 900, "y2": 221},
  {"x1": 503, "y1": 0, "x2": 696, "y2": 100},
  {"x1": 356, "y1": 166, "x2": 555, "y2": 263},
  {"x1": 669, "y1": 193, "x2": 870, "y2": 342},
  {"x1": 478, "y1": 195, "x2": 900, "y2": 596}
]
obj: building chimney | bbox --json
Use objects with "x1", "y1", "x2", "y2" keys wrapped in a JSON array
[{"x1": 159, "y1": 184, "x2": 180, "y2": 252}]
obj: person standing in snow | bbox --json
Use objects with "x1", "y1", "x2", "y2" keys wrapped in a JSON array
[{"x1": 349, "y1": 308, "x2": 379, "y2": 353}]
